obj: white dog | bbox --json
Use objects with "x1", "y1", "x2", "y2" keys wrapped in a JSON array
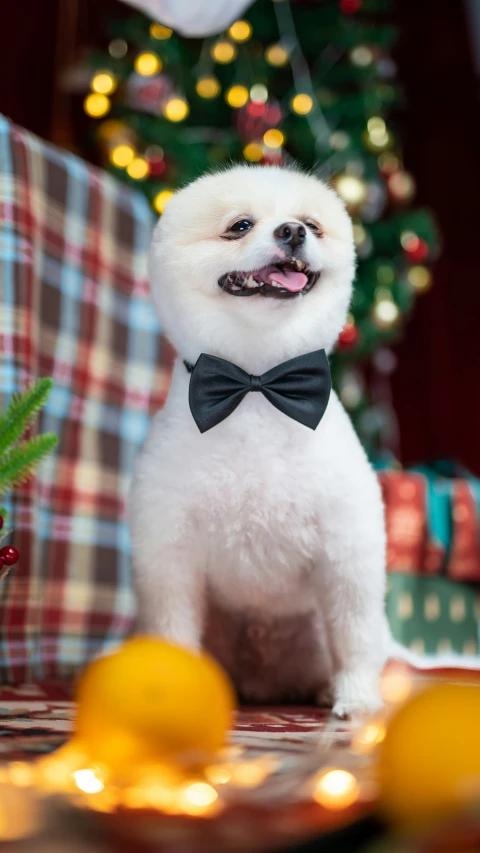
[{"x1": 129, "y1": 164, "x2": 389, "y2": 716}]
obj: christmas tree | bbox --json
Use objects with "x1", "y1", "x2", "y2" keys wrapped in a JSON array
[{"x1": 81, "y1": 0, "x2": 438, "y2": 455}]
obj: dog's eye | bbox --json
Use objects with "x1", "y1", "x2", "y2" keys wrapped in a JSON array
[
  {"x1": 226, "y1": 219, "x2": 254, "y2": 237},
  {"x1": 304, "y1": 220, "x2": 323, "y2": 237}
]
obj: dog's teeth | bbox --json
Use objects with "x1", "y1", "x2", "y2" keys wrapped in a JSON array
[
  {"x1": 293, "y1": 259, "x2": 305, "y2": 271},
  {"x1": 271, "y1": 279, "x2": 282, "y2": 288},
  {"x1": 245, "y1": 275, "x2": 256, "y2": 288}
]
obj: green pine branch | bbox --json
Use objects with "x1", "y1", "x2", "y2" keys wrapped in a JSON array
[
  {"x1": 0, "y1": 434, "x2": 58, "y2": 496},
  {"x1": 0, "y1": 378, "x2": 55, "y2": 458}
]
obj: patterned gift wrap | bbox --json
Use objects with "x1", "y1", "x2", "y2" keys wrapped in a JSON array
[
  {"x1": 386, "y1": 573, "x2": 479, "y2": 656},
  {"x1": 380, "y1": 462, "x2": 480, "y2": 657}
]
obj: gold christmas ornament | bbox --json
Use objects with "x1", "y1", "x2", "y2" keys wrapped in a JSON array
[
  {"x1": 163, "y1": 98, "x2": 189, "y2": 122},
  {"x1": 291, "y1": 93, "x2": 313, "y2": 115},
  {"x1": 127, "y1": 157, "x2": 149, "y2": 180},
  {"x1": 196, "y1": 77, "x2": 221, "y2": 99},
  {"x1": 150, "y1": 23, "x2": 172, "y2": 40},
  {"x1": 263, "y1": 128, "x2": 284, "y2": 149},
  {"x1": 135, "y1": 52, "x2": 162, "y2": 76},
  {"x1": 211, "y1": 41, "x2": 237, "y2": 64},
  {"x1": 407, "y1": 265, "x2": 432, "y2": 292},
  {"x1": 91, "y1": 71, "x2": 117, "y2": 96},
  {"x1": 265, "y1": 43, "x2": 289, "y2": 66},
  {"x1": 226, "y1": 85, "x2": 249, "y2": 108},
  {"x1": 243, "y1": 142, "x2": 264, "y2": 162},
  {"x1": 109, "y1": 144, "x2": 135, "y2": 168},
  {"x1": 228, "y1": 20, "x2": 252, "y2": 42},
  {"x1": 84, "y1": 93, "x2": 111, "y2": 118},
  {"x1": 154, "y1": 189, "x2": 174, "y2": 213}
]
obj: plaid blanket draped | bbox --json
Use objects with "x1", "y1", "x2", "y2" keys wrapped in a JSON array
[{"x1": 0, "y1": 115, "x2": 173, "y2": 682}]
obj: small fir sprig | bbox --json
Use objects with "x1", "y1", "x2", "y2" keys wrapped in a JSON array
[
  {"x1": 0, "y1": 378, "x2": 58, "y2": 500},
  {"x1": 0, "y1": 378, "x2": 58, "y2": 577}
]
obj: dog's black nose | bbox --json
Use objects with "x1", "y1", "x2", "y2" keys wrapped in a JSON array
[{"x1": 274, "y1": 221, "x2": 306, "y2": 251}]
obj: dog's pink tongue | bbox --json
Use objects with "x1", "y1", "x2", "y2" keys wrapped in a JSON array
[{"x1": 266, "y1": 268, "x2": 308, "y2": 292}]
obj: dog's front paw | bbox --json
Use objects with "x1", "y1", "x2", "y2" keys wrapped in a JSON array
[{"x1": 332, "y1": 670, "x2": 382, "y2": 719}]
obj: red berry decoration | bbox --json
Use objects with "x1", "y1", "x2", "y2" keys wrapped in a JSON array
[
  {"x1": 338, "y1": 320, "x2": 359, "y2": 351},
  {"x1": 340, "y1": 0, "x2": 362, "y2": 13},
  {"x1": 0, "y1": 545, "x2": 19, "y2": 566}
]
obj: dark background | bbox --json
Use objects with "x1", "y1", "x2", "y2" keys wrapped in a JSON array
[{"x1": 1, "y1": 0, "x2": 479, "y2": 472}]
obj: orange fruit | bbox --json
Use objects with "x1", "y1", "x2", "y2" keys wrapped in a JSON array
[
  {"x1": 75, "y1": 637, "x2": 235, "y2": 767},
  {"x1": 378, "y1": 682, "x2": 480, "y2": 828}
]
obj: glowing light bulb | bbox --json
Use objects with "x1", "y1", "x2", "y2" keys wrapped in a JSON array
[
  {"x1": 163, "y1": 98, "x2": 189, "y2": 121},
  {"x1": 153, "y1": 190, "x2": 174, "y2": 213},
  {"x1": 108, "y1": 39, "x2": 127, "y2": 59},
  {"x1": 291, "y1": 93, "x2": 313, "y2": 115},
  {"x1": 373, "y1": 298, "x2": 400, "y2": 329},
  {"x1": 178, "y1": 781, "x2": 218, "y2": 815},
  {"x1": 352, "y1": 721, "x2": 386, "y2": 754},
  {"x1": 229, "y1": 761, "x2": 269, "y2": 787},
  {"x1": 83, "y1": 93, "x2": 111, "y2": 118},
  {"x1": 134, "y1": 52, "x2": 162, "y2": 76},
  {"x1": 250, "y1": 83, "x2": 268, "y2": 103},
  {"x1": 211, "y1": 41, "x2": 237, "y2": 64},
  {"x1": 205, "y1": 764, "x2": 232, "y2": 785},
  {"x1": 109, "y1": 144, "x2": 135, "y2": 168},
  {"x1": 330, "y1": 131, "x2": 350, "y2": 150},
  {"x1": 226, "y1": 85, "x2": 249, "y2": 108},
  {"x1": 407, "y1": 265, "x2": 432, "y2": 292},
  {"x1": 196, "y1": 76, "x2": 221, "y2": 98},
  {"x1": 228, "y1": 20, "x2": 252, "y2": 42},
  {"x1": 243, "y1": 142, "x2": 264, "y2": 162},
  {"x1": 265, "y1": 43, "x2": 289, "y2": 66},
  {"x1": 335, "y1": 174, "x2": 367, "y2": 206},
  {"x1": 313, "y1": 769, "x2": 360, "y2": 810},
  {"x1": 400, "y1": 230, "x2": 419, "y2": 249},
  {"x1": 350, "y1": 45, "x2": 374, "y2": 67},
  {"x1": 73, "y1": 769, "x2": 104, "y2": 795},
  {"x1": 263, "y1": 128, "x2": 284, "y2": 149},
  {"x1": 150, "y1": 23, "x2": 172, "y2": 40},
  {"x1": 91, "y1": 71, "x2": 117, "y2": 95},
  {"x1": 381, "y1": 668, "x2": 413, "y2": 703},
  {"x1": 127, "y1": 157, "x2": 149, "y2": 179}
]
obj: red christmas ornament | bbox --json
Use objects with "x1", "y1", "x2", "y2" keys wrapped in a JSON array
[
  {"x1": 236, "y1": 98, "x2": 282, "y2": 142},
  {"x1": 337, "y1": 321, "x2": 359, "y2": 350},
  {"x1": 147, "y1": 155, "x2": 167, "y2": 177},
  {"x1": 404, "y1": 237, "x2": 428, "y2": 262},
  {"x1": 0, "y1": 545, "x2": 19, "y2": 566},
  {"x1": 340, "y1": 0, "x2": 362, "y2": 13},
  {"x1": 262, "y1": 152, "x2": 283, "y2": 166}
]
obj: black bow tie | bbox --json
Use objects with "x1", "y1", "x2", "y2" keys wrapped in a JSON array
[{"x1": 184, "y1": 349, "x2": 331, "y2": 433}]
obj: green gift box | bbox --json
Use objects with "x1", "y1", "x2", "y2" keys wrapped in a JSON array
[{"x1": 386, "y1": 573, "x2": 479, "y2": 656}]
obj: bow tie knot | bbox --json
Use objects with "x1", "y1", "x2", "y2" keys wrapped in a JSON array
[{"x1": 186, "y1": 349, "x2": 332, "y2": 434}]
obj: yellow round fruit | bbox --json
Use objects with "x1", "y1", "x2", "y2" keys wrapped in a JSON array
[
  {"x1": 378, "y1": 682, "x2": 480, "y2": 828},
  {"x1": 75, "y1": 637, "x2": 235, "y2": 765}
]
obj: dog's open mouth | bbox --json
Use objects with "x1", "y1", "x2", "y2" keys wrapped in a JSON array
[{"x1": 218, "y1": 258, "x2": 320, "y2": 299}]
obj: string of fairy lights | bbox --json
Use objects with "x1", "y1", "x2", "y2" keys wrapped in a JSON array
[{"x1": 81, "y1": 0, "x2": 435, "y2": 369}]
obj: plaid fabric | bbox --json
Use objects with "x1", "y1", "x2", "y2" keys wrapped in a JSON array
[{"x1": 0, "y1": 115, "x2": 173, "y2": 682}]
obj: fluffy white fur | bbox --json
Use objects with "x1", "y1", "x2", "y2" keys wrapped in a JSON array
[{"x1": 129, "y1": 164, "x2": 389, "y2": 716}]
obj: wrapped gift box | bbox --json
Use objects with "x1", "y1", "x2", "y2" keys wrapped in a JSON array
[{"x1": 379, "y1": 462, "x2": 480, "y2": 657}]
